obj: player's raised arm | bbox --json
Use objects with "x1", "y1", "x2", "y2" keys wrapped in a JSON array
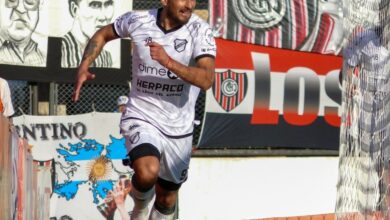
[
  {"x1": 72, "y1": 24, "x2": 120, "y2": 102},
  {"x1": 147, "y1": 42, "x2": 215, "y2": 91}
]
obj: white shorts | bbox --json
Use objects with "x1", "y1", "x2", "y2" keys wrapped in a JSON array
[{"x1": 120, "y1": 118, "x2": 193, "y2": 184}]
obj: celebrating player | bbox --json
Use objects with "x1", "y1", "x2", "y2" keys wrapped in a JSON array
[{"x1": 72, "y1": 0, "x2": 216, "y2": 219}]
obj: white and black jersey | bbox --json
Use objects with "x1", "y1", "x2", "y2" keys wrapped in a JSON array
[{"x1": 114, "y1": 8, "x2": 217, "y2": 137}]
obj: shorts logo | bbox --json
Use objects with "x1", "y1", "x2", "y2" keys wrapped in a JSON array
[
  {"x1": 180, "y1": 169, "x2": 188, "y2": 181},
  {"x1": 128, "y1": 124, "x2": 140, "y2": 131},
  {"x1": 232, "y1": 0, "x2": 286, "y2": 29},
  {"x1": 129, "y1": 132, "x2": 140, "y2": 144},
  {"x1": 174, "y1": 39, "x2": 187, "y2": 52},
  {"x1": 213, "y1": 70, "x2": 248, "y2": 112}
]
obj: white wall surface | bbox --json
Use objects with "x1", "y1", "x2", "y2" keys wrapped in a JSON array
[{"x1": 179, "y1": 157, "x2": 339, "y2": 220}]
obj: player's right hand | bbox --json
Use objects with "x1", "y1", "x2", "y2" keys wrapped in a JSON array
[{"x1": 72, "y1": 69, "x2": 95, "y2": 102}]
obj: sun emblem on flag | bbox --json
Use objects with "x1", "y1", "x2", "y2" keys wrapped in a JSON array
[{"x1": 87, "y1": 156, "x2": 112, "y2": 182}]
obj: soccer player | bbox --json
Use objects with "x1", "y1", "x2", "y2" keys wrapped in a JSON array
[{"x1": 72, "y1": 0, "x2": 216, "y2": 219}]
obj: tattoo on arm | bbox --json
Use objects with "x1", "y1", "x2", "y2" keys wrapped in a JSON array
[{"x1": 82, "y1": 40, "x2": 99, "y2": 63}]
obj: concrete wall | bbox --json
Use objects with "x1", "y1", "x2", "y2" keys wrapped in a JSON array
[{"x1": 179, "y1": 157, "x2": 339, "y2": 220}]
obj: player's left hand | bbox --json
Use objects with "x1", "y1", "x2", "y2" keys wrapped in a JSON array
[{"x1": 147, "y1": 42, "x2": 170, "y2": 67}]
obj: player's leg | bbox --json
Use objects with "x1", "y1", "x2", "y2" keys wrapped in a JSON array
[
  {"x1": 129, "y1": 149, "x2": 160, "y2": 220},
  {"x1": 149, "y1": 179, "x2": 180, "y2": 220},
  {"x1": 148, "y1": 134, "x2": 193, "y2": 220},
  {"x1": 121, "y1": 120, "x2": 163, "y2": 220}
]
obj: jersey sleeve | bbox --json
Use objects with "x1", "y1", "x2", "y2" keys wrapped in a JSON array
[
  {"x1": 113, "y1": 11, "x2": 139, "y2": 38},
  {"x1": 192, "y1": 22, "x2": 217, "y2": 60}
]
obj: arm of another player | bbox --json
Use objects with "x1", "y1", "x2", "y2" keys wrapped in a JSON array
[
  {"x1": 72, "y1": 24, "x2": 120, "y2": 101},
  {"x1": 148, "y1": 42, "x2": 215, "y2": 91}
]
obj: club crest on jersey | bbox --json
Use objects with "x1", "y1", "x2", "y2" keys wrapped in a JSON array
[
  {"x1": 213, "y1": 70, "x2": 248, "y2": 112},
  {"x1": 174, "y1": 39, "x2": 188, "y2": 52}
]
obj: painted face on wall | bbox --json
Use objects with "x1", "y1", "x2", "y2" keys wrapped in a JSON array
[
  {"x1": 2, "y1": 0, "x2": 40, "y2": 43},
  {"x1": 164, "y1": 0, "x2": 196, "y2": 25},
  {"x1": 75, "y1": 0, "x2": 114, "y2": 38}
]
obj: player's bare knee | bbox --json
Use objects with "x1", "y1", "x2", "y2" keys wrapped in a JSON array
[
  {"x1": 135, "y1": 166, "x2": 158, "y2": 183},
  {"x1": 131, "y1": 165, "x2": 158, "y2": 191}
]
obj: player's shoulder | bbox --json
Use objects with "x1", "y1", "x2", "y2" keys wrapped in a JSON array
[
  {"x1": 185, "y1": 13, "x2": 212, "y2": 36},
  {"x1": 117, "y1": 9, "x2": 157, "y2": 25},
  {"x1": 186, "y1": 13, "x2": 210, "y2": 28}
]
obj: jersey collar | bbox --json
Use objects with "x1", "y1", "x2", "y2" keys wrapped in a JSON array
[{"x1": 156, "y1": 7, "x2": 185, "y2": 34}]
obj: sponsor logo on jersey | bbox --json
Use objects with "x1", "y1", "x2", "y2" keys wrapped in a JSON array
[
  {"x1": 136, "y1": 79, "x2": 184, "y2": 92},
  {"x1": 144, "y1": 37, "x2": 153, "y2": 44},
  {"x1": 138, "y1": 63, "x2": 178, "y2": 79},
  {"x1": 201, "y1": 48, "x2": 217, "y2": 53},
  {"x1": 174, "y1": 39, "x2": 188, "y2": 52},
  {"x1": 212, "y1": 70, "x2": 248, "y2": 112}
]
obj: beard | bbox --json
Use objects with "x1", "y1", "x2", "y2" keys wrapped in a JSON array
[{"x1": 166, "y1": 6, "x2": 191, "y2": 26}]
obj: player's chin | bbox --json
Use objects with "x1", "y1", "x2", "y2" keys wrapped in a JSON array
[
  {"x1": 177, "y1": 17, "x2": 191, "y2": 25},
  {"x1": 176, "y1": 12, "x2": 191, "y2": 23}
]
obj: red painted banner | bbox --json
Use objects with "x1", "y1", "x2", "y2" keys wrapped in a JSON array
[{"x1": 198, "y1": 39, "x2": 343, "y2": 149}]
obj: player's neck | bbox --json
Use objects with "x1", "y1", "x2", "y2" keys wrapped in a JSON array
[{"x1": 159, "y1": 8, "x2": 181, "y2": 31}]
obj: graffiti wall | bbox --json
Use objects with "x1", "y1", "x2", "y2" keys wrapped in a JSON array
[
  {"x1": 0, "y1": 0, "x2": 133, "y2": 84},
  {"x1": 13, "y1": 113, "x2": 135, "y2": 220},
  {"x1": 209, "y1": 0, "x2": 344, "y2": 54}
]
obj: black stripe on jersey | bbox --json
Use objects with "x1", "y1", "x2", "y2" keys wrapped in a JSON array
[
  {"x1": 121, "y1": 117, "x2": 194, "y2": 139},
  {"x1": 195, "y1": 54, "x2": 215, "y2": 61}
]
